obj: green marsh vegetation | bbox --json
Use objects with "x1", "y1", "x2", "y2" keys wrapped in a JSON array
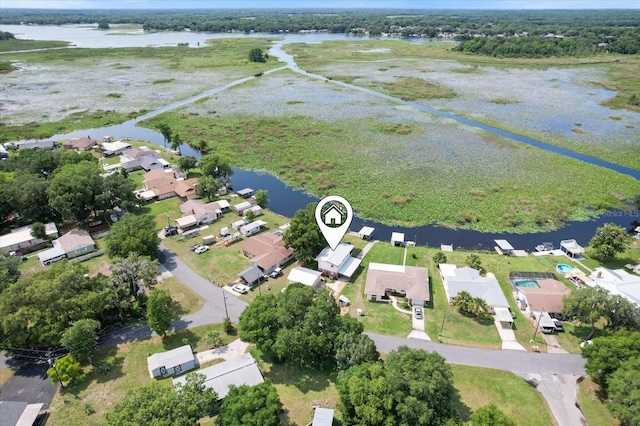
[
  {"x1": 0, "y1": 38, "x2": 69, "y2": 52},
  {"x1": 287, "y1": 40, "x2": 640, "y2": 170}
]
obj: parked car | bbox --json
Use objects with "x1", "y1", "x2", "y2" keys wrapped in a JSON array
[
  {"x1": 164, "y1": 226, "x2": 178, "y2": 237},
  {"x1": 552, "y1": 319, "x2": 563, "y2": 331},
  {"x1": 189, "y1": 244, "x2": 200, "y2": 251},
  {"x1": 414, "y1": 307, "x2": 423, "y2": 320},
  {"x1": 269, "y1": 268, "x2": 283, "y2": 278},
  {"x1": 232, "y1": 284, "x2": 249, "y2": 294},
  {"x1": 194, "y1": 246, "x2": 209, "y2": 254}
]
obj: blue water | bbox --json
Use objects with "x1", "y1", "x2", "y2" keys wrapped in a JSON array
[
  {"x1": 556, "y1": 264, "x2": 574, "y2": 273},
  {"x1": 514, "y1": 280, "x2": 540, "y2": 288}
]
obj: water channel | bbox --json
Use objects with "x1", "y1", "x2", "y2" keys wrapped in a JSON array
[{"x1": 4, "y1": 25, "x2": 639, "y2": 249}]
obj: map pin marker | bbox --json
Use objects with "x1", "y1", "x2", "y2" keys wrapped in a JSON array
[{"x1": 315, "y1": 195, "x2": 353, "y2": 251}]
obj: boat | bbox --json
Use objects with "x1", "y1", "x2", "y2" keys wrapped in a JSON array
[{"x1": 534, "y1": 242, "x2": 554, "y2": 252}]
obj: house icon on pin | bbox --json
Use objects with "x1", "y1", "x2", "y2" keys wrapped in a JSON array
[{"x1": 324, "y1": 205, "x2": 343, "y2": 226}]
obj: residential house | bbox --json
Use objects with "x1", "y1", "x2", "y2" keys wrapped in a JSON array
[
  {"x1": 233, "y1": 199, "x2": 257, "y2": 215},
  {"x1": 315, "y1": 243, "x2": 362, "y2": 280},
  {"x1": 243, "y1": 205, "x2": 263, "y2": 218},
  {"x1": 239, "y1": 220, "x2": 267, "y2": 237},
  {"x1": 515, "y1": 278, "x2": 571, "y2": 319},
  {"x1": 63, "y1": 137, "x2": 96, "y2": 151},
  {"x1": 172, "y1": 353, "x2": 264, "y2": 404},
  {"x1": 0, "y1": 222, "x2": 58, "y2": 255},
  {"x1": 101, "y1": 140, "x2": 131, "y2": 156},
  {"x1": 236, "y1": 188, "x2": 254, "y2": 198},
  {"x1": 4, "y1": 140, "x2": 55, "y2": 150},
  {"x1": 142, "y1": 169, "x2": 197, "y2": 201},
  {"x1": 364, "y1": 263, "x2": 430, "y2": 307},
  {"x1": 560, "y1": 239, "x2": 585, "y2": 259},
  {"x1": 37, "y1": 229, "x2": 96, "y2": 265},
  {"x1": 589, "y1": 267, "x2": 640, "y2": 306},
  {"x1": 439, "y1": 264, "x2": 513, "y2": 326},
  {"x1": 287, "y1": 266, "x2": 323, "y2": 288},
  {"x1": 240, "y1": 232, "x2": 294, "y2": 274},
  {"x1": 147, "y1": 345, "x2": 195, "y2": 379},
  {"x1": 180, "y1": 199, "x2": 219, "y2": 226},
  {"x1": 120, "y1": 147, "x2": 169, "y2": 172}
]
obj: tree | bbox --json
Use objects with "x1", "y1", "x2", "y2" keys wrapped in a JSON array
[
  {"x1": 465, "y1": 253, "x2": 482, "y2": 269},
  {"x1": 60, "y1": 319, "x2": 100, "y2": 364},
  {"x1": 254, "y1": 189, "x2": 269, "y2": 208},
  {"x1": 3, "y1": 173, "x2": 55, "y2": 223},
  {"x1": 175, "y1": 373, "x2": 219, "y2": 420},
  {"x1": 216, "y1": 381, "x2": 282, "y2": 426},
  {"x1": 385, "y1": 346, "x2": 458, "y2": 426},
  {"x1": 30, "y1": 221, "x2": 46, "y2": 240},
  {"x1": 205, "y1": 330, "x2": 223, "y2": 349},
  {"x1": 283, "y1": 203, "x2": 326, "y2": 265},
  {"x1": 106, "y1": 382, "x2": 193, "y2": 426},
  {"x1": 146, "y1": 288, "x2": 178, "y2": 338},
  {"x1": 105, "y1": 213, "x2": 160, "y2": 258},
  {"x1": 433, "y1": 251, "x2": 447, "y2": 264},
  {"x1": 48, "y1": 160, "x2": 103, "y2": 222},
  {"x1": 582, "y1": 330, "x2": 640, "y2": 389},
  {"x1": 195, "y1": 175, "x2": 222, "y2": 201},
  {"x1": 178, "y1": 155, "x2": 197, "y2": 176},
  {"x1": 97, "y1": 21, "x2": 110, "y2": 30},
  {"x1": 471, "y1": 404, "x2": 516, "y2": 426},
  {"x1": 110, "y1": 254, "x2": 160, "y2": 305},
  {"x1": 198, "y1": 154, "x2": 233, "y2": 180},
  {"x1": 338, "y1": 362, "x2": 395, "y2": 426},
  {"x1": 171, "y1": 132, "x2": 183, "y2": 155},
  {"x1": 248, "y1": 47, "x2": 267, "y2": 63},
  {"x1": 47, "y1": 354, "x2": 81, "y2": 386},
  {"x1": 588, "y1": 223, "x2": 631, "y2": 261},
  {"x1": 335, "y1": 332, "x2": 380, "y2": 371},
  {"x1": 453, "y1": 291, "x2": 492, "y2": 320},
  {"x1": 156, "y1": 122, "x2": 172, "y2": 149},
  {"x1": 607, "y1": 357, "x2": 640, "y2": 426},
  {"x1": 0, "y1": 253, "x2": 20, "y2": 292},
  {"x1": 562, "y1": 286, "x2": 611, "y2": 338},
  {"x1": 98, "y1": 173, "x2": 137, "y2": 212}
]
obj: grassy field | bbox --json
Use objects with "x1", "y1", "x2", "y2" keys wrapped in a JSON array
[
  {"x1": 138, "y1": 62, "x2": 640, "y2": 233},
  {"x1": 287, "y1": 40, "x2": 640, "y2": 171},
  {"x1": 0, "y1": 38, "x2": 69, "y2": 52},
  {"x1": 451, "y1": 364, "x2": 557, "y2": 426},
  {"x1": 576, "y1": 376, "x2": 619, "y2": 426},
  {"x1": 45, "y1": 324, "x2": 233, "y2": 426}
]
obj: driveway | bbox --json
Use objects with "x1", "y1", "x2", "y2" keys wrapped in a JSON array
[{"x1": 0, "y1": 361, "x2": 57, "y2": 411}]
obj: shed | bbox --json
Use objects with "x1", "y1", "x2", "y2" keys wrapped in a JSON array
[
  {"x1": 176, "y1": 215, "x2": 198, "y2": 230},
  {"x1": 391, "y1": 232, "x2": 405, "y2": 246},
  {"x1": 240, "y1": 264, "x2": 263, "y2": 287},
  {"x1": 233, "y1": 201, "x2": 254, "y2": 215},
  {"x1": 244, "y1": 205, "x2": 263, "y2": 217},
  {"x1": 494, "y1": 239, "x2": 514, "y2": 256},
  {"x1": 203, "y1": 235, "x2": 216, "y2": 245},
  {"x1": 240, "y1": 220, "x2": 266, "y2": 237},
  {"x1": 288, "y1": 266, "x2": 323, "y2": 288},
  {"x1": 147, "y1": 345, "x2": 195, "y2": 379},
  {"x1": 231, "y1": 220, "x2": 246, "y2": 231},
  {"x1": 358, "y1": 226, "x2": 375, "y2": 240}
]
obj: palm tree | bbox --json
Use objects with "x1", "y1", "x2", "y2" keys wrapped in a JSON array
[{"x1": 156, "y1": 123, "x2": 172, "y2": 149}]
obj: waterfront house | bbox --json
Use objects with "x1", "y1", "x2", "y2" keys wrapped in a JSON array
[
  {"x1": 364, "y1": 262, "x2": 429, "y2": 307},
  {"x1": 240, "y1": 232, "x2": 294, "y2": 274},
  {"x1": 315, "y1": 243, "x2": 361, "y2": 280}
]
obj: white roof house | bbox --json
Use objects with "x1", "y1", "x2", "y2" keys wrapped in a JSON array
[
  {"x1": 589, "y1": 267, "x2": 640, "y2": 306},
  {"x1": 439, "y1": 264, "x2": 510, "y2": 309},
  {"x1": 288, "y1": 266, "x2": 323, "y2": 287},
  {"x1": 315, "y1": 243, "x2": 362, "y2": 279},
  {"x1": 101, "y1": 140, "x2": 131, "y2": 155},
  {"x1": 0, "y1": 222, "x2": 58, "y2": 254},
  {"x1": 173, "y1": 353, "x2": 264, "y2": 400},
  {"x1": 147, "y1": 345, "x2": 196, "y2": 379}
]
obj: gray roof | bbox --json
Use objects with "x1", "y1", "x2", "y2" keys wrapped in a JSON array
[
  {"x1": 315, "y1": 243, "x2": 354, "y2": 267},
  {"x1": 239, "y1": 264, "x2": 263, "y2": 285},
  {"x1": 442, "y1": 265, "x2": 509, "y2": 308},
  {"x1": 173, "y1": 353, "x2": 264, "y2": 400},
  {"x1": 147, "y1": 345, "x2": 194, "y2": 373},
  {"x1": 494, "y1": 239, "x2": 514, "y2": 251}
]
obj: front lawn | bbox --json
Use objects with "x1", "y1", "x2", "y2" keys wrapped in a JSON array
[{"x1": 576, "y1": 376, "x2": 619, "y2": 426}]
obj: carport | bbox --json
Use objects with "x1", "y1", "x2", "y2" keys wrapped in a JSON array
[{"x1": 494, "y1": 307, "x2": 514, "y2": 329}]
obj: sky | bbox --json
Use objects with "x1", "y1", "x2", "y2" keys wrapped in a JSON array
[{"x1": 2, "y1": 0, "x2": 639, "y2": 10}]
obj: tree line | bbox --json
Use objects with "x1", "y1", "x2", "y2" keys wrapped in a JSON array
[{"x1": 1, "y1": 9, "x2": 638, "y2": 55}]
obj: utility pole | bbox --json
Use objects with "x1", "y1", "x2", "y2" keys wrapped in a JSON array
[
  {"x1": 222, "y1": 290, "x2": 229, "y2": 320},
  {"x1": 531, "y1": 308, "x2": 544, "y2": 344},
  {"x1": 47, "y1": 356, "x2": 64, "y2": 388},
  {"x1": 438, "y1": 310, "x2": 447, "y2": 342}
]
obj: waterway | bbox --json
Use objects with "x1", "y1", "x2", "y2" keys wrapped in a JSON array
[{"x1": 3, "y1": 25, "x2": 639, "y2": 249}]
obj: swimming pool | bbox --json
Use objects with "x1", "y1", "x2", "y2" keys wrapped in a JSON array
[
  {"x1": 514, "y1": 280, "x2": 540, "y2": 288},
  {"x1": 556, "y1": 264, "x2": 573, "y2": 274}
]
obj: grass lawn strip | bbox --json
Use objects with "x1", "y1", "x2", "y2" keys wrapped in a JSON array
[{"x1": 576, "y1": 376, "x2": 618, "y2": 426}]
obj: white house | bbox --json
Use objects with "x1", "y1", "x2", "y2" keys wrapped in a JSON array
[
  {"x1": 233, "y1": 200, "x2": 256, "y2": 215},
  {"x1": 180, "y1": 199, "x2": 220, "y2": 225},
  {"x1": 173, "y1": 353, "x2": 264, "y2": 401},
  {"x1": 288, "y1": 266, "x2": 323, "y2": 288},
  {"x1": 439, "y1": 264, "x2": 510, "y2": 314},
  {"x1": 589, "y1": 267, "x2": 640, "y2": 306},
  {"x1": 101, "y1": 140, "x2": 131, "y2": 156},
  {"x1": 239, "y1": 220, "x2": 266, "y2": 237},
  {"x1": 314, "y1": 243, "x2": 361, "y2": 280},
  {"x1": 0, "y1": 222, "x2": 58, "y2": 255},
  {"x1": 147, "y1": 345, "x2": 195, "y2": 379}
]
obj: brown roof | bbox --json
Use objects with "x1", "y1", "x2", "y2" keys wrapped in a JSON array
[
  {"x1": 180, "y1": 199, "x2": 218, "y2": 221},
  {"x1": 123, "y1": 147, "x2": 154, "y2": 159},
  {"x1": 144, "y1": 169, "x2": 178, "y2": 190},
  {"x1": 57, "y1": 230, "x2": 94, "y2": 253},
  {"x1": 365, "y1": 264, "x2": 430, "y2": 302},
  {"x1": 519, "y1": 278, "x2": 570, "y2": 314},
  {"x1": 241, "y1": 233, "x2": 293, "y2": 270},
  {"x1": 175, "y1": 178, "x2": 198, "y2": 198},
  {"x1": 64, "y1": 137, "x2": 96, "y2": 150}
]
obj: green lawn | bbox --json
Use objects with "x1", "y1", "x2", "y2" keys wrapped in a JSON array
[
  {"x1": 156, "y1": 276, "x2": 204, "y2": 316},
  {"x1": 452, "y1": 364, "x2": 557, "y2": 426},
  {"x1": 0, "y1": 366, "x2": 16, "y2": 388},
  {"x1": 576, "y1": 376, "x2": 619, "y2": 426},
  {"x1": 45, "y1": 324, "x2": 234, "y2": 426}
]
